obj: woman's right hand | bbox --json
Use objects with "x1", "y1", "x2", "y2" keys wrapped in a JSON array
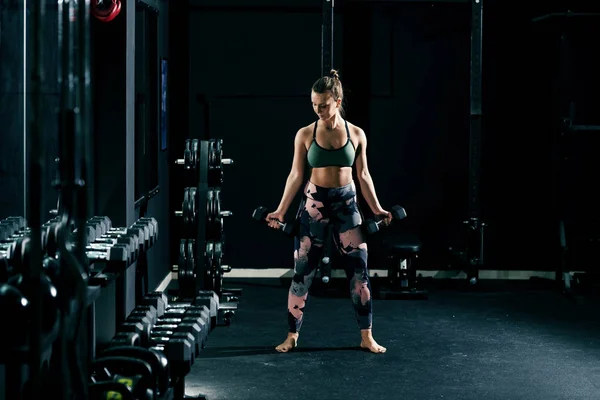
[{"x1": 266, "y1": 210, "x2": 286, "y2": 230}]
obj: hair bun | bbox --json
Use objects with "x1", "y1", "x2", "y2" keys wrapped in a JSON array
[{"x1": 329, "y1": 69, "x2": 339, "y2": 79}]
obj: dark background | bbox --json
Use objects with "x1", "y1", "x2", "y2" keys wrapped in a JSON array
[{"x1": 1, "y1": 0, "x2": 600, "y2": 291}]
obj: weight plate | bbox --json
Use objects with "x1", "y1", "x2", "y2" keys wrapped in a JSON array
[
  {"x1": 208, "y1": 140, "x2": 215, "y2": 168},
  {"x1": 182, "y1": 188, "x2": 190, "y2": 227},
  {"x1": 189, "y1": 187, "x2": 197, "y2": 230},
  {"x1": 214, "y1": 240, "x2": 224, "y2": 295},
  {"x1": 191, "y1": 139, "x2": 199, "y2": 168},
  {"x1": 184, "y1": 139, "x2": 192, "y2": 169},
  {"x1": 187, "y1": 239, "x2": 195, "y2": 282},
  {"x1": 204, "y1": 241, "x2": 214, "y2": 291},
  {"x1": 206, "y1": 190, "x2": 214, "y2": 223},
  {"x1": 178, "y1": 239, "x2": 191, "y2": 293},
  {"x1": 213, "y1": 188, "x2": 221, "y2": 220},
  {"x1": 214, "y1": 139, "x2": 222, "y2": 167}
]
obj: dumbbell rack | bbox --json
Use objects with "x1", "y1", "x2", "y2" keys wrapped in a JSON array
[
  {"x1": 83, "y1": 216, "x2": 159, "y2": 325},
  {"x1": 174, "y1": 139, "x2": 240, "y2": 301},
  {"x1": 0, "y1": 214, "x2": 159, "y2": 399},
  {"x1": 95, "y1": 290, "x2": 234, "y2": 399}
]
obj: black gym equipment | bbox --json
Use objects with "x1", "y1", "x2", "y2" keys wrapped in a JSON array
[
  {"x1": 108, "y1": 332, "x2": 142, "y2": 348},
  {"x1": 174, "y1": 139, "x2": 237, "y2": 299},
  {"x1": 321, "y1": 0, "x2": 334, "y2": 76},
  {"x1": 89, "y1": 356, "x2": 155, "y2": 400},
  {"x1": 148, "y1": 330, "x2": 196, "y2": 365},
  {"x1": 175, "y1": 187, "x2": 232, "y2": 239},
  {"x1": 175, "y1": 138, "x2": 233, "y2": 185},
  {"x1": 99, "y1": 346, "x2": 171, "y2": 397},
  {"x1": 176, "y1": 238, "x2": 232, "y2": 300},
  {"x1": 252, "y1": 206, "x2": 298, "y2": 237},
  {"x1": 445, "y1": 0, "x2": 486, "y2": 286},
  {"x1": 363, "y1": 205, "x2": 407, "y2": 235},
  {"x1": 529, "y1": 12, "x2": 600, "y2": 297},
  {"x1": 379, "y1": 232, "x2": 427, "y2": 300}
]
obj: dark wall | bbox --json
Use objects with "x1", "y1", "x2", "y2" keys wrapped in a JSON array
[
  {"x1": 358, "y1": 3, "x2": 472, "y2": 269},
  {"x1": 142, "y1": 0, "x2": 171, "y2": 291},
  {"x1": 92, "y1": 0, "x2": 171, "y2": 294},
  {"x1": 477, "y1": 1, "x2": 600, "y2": 271},
  {"x1": 180, "y1": 1, "x2": 342, "y2": 271},
  {"x1": 170, "y1": 0, "x2": 600, "y2": 273},
  {"x1": 0, "y1": 2, "x2": 60, "y2": 221},
  {"x1": 176, "y1": 1, "x2": 471, "y2": 271}
]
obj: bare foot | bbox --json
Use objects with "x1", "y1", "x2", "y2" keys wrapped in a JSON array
[
  {"x1": 275, "y1": 333, "x2": 299, "y2": 353},
  {"x1": 360, "y1": 330, "x2": 387, "y2": 353}
]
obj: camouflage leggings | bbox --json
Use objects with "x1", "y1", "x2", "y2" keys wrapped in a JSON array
[{"x1": 287, "y1": 180, "x2": 372, "y2": 332}]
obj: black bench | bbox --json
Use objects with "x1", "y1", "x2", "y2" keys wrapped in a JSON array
[{"x1": 379, "y1": 230, "x2": 428, "y2": 300}]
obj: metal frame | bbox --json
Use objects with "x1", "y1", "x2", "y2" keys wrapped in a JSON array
[
  {"x1": 465, "y1": 0, "x2": 485, "y2": 283},
  {"x1": 322, "y1": 0, "x2": 334, "y2": 76},
  {"x1": 532, "y1": 11, "x2": 600, "y2": 293}
]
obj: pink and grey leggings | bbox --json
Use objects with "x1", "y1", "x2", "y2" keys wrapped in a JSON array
[{"x1": 287, "y1": 180, "x2": 373, "y2": 333}]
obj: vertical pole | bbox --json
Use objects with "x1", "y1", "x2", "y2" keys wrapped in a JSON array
[
  {"x1": 28, "y1": 0, "x2": 46, "y2": 396},
  {"x1": 469, "y1": 0, "x2": 483, "y2": 217},
  {"x1": 195, "y1": 141, "x2": 209, "y2": 295},
  {"x1": 79, "y1": 0, "x2": 94, "y2": 222},
  {"x1": 321, "y1": 0, "x2": 334, "y2": 76},
  {"x1": 556, "y1": 27, "x2": 570, "y2": 289},
  {"x1": 466, "y1": 0, "x2": 484, "y2": 283}
]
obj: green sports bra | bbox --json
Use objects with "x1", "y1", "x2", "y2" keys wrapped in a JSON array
[{"x1": 307, "y1": 119, "x2": 356, "y2": 168}]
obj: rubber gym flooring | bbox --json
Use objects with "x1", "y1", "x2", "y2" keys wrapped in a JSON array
[{"x1": 184, "y1": 279, "x2": 600, "y2": 400}]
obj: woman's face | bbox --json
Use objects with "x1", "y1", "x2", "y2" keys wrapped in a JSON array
[{"x1": 311, "y1": 91, "x2": 339, "y2": 120}]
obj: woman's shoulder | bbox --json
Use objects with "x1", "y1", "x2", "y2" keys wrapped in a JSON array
[
  {"x1": 345, "y1": 120, "x2": 366, "y2": 139},
  {"x1": 295, "y1": 122, "x2": 316, "y2": 139}
]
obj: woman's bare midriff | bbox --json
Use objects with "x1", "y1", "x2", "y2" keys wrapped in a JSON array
[{"x1": 309, "y1": 166, "x2": 353, "y2": 188}]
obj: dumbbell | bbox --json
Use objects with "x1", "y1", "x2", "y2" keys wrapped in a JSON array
[
  {"x1": 70, "y1": 224, "x2": 98, "y2": 245},
  {"x1": 100, "y1": 346, "x2": 170, "y2": 397},
  {"x1": 89, "y1": 356, "x2": 155, "y2": 400},
  {"x1": 92, "y1": 231, "x2": 140, "y2": 260},
  {"x1": 108, "y1": 332, "x2": 142, "y2": 348},
  {"x1": 217, "y1": 303, "x2": 237, "y2": 327},
  {"x1": 148, "y1": 330, "x2": 195, "y2": 365},
  {"x1": 88, "y1": 216, "x2": 112, "y2": 235},
  {"x1": 118, "y1": 220, "x2": 155, "y2": 250},
  {"x1": 0, "y1": 242, "x2": 16, "y2": 259},
  {"x1": 137, "y1": 217, "x2": 159, "y2": 246},
  {"x1": 118, "y1": 315, "x2": 152, "y2": 347},
  {"x1": 0, "y1": 224, "x2": 27, "y2": 242},
  {"x1": 107, "y1": 225, "x2": 148, "y2": 253},
  {"x1": 0, "y1": 217, "x2": 27, "y2": 236},
  {"x1": 84, "y1": 242, "x2": 131, "y2": 263},
  {"x1": 195, "y1": 292, "x2": 218, "y2": 330},
  {"x1": 1, "y1": 237, "x2": 31, "y2": 272},
  {"x1": 127, "y1": 220, "x2": 155, "y2": 249},
  {"x1": 143, "y1": 292, "x2": 169, "y2": 318},
  {"x1": 155, "y1": 311, "x2": 209, "y2": 350},
  {"x1": 252, "y1": 206, "x2": 297, "y2": 237},
  {"x1": 123, "y1": 309, "x2": 156, "y2": 346},
  {"x1": 364, "y1": 205, "x2": 407, "y2": 235},
  {"x1": 150, "y1": 322, "x2": 203, "y2": 356},
  {"x1": 165, "y1": 303, "x2": 211, "y2": 337},
  {"x1": 129, "y1": 305, "x2": 158, "y2": 325}
]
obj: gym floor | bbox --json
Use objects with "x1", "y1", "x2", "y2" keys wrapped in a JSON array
[{"x1": 182, "y1": 280, "x2": 600, "y2": 400}]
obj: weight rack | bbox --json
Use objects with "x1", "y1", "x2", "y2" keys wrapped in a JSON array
[{"x1": 173, "y1": 139, "x2": 241, "y2": 304}]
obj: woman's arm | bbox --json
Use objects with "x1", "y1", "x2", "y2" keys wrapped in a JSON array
[
  {"x1": 354, "y1": 129, "x2": 386, "y2": 215},
  {"x1": 275, "y1": 128, "x2": 308, "y2": 215}
]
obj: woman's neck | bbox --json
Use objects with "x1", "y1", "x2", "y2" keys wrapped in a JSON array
[{"x1": 323, "y1": 112, "x2": 342, "y2": 130}]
